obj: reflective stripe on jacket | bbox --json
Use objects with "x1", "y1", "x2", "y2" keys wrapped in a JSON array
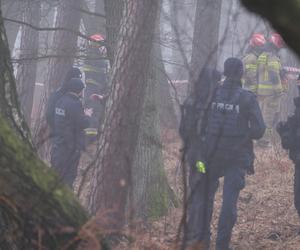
[
  {"x1": 242, "y1": 53, "x2": 258, "y2": 93},
  {"x1": 257, "y1": 52, "x2": 283, "y2": 96}
]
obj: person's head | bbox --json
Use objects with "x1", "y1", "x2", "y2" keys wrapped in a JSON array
[
  {"x1": 89, "y1": 33, "x2": 107, "y2": 55},
  {"x1": 248, "y1": 33, "x2": 266, "y2": 54},
  {"x1": 223, "y1": 57, "x2": 243, "y2": 80},
  {"x1": 269, "y1": 33, "x2": 285, "y2": 50},
  {"x1": 264, "y1": 33, "x2": 285, "y2": 53},
  {"x1": 61, "y1": 67, "x2": 82, "y2": 91},
  {"x1": 66, "y1": 78, "x2": 85, "y2": 97},
  {"x1": 194, "y1": 68, "x2": 221, "y2": 101}
]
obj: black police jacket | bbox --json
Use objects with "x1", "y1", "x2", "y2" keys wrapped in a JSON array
[
  {"x1": 204, "y1": 79, "x2": 266, "y2": 170},
  {"x1": 46, "y1": 88, "x2": 66, "y2": 134},
  {"x1": 53, "y1": 93, "x2": 90, "y2": 151}
]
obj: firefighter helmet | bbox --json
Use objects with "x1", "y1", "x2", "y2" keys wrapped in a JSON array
[
  {"x1": 249, "y1": 33, "x2": 266, "y2": 47},
  {"x1": 269, "y1": 33, "x2": 285, "y2": 49},
  {"x1": 89, "y1": 33, "x2": 107, "y2": 55},
  {"x1": 90, "y1": 33, "x2": 105, "y2": 42}
]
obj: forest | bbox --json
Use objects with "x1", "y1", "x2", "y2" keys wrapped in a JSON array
[{"x1": 1, "y1": 0, "x2": 300, "y2": 249}]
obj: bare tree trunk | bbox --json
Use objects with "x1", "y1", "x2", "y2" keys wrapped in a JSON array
[
  {"x1": 0, "y1": 8, "x2": 89, "y2": 249},
  {"x1": 45, "y1": 0, "x2": 83, "y2": 93},
  {"x1": 1, "y1": 0, "x2": 22, "y2": 51},
  {"x1": 104, "y1": 0, "x2": 124, "y2": 64},
  {"x1": 155, "y1": 41, "x2": 178, "y2": 130},
  {"x1": 16, "y1": 0, "x2": 41, "y2": 126},
  {"x1": 131, "y1": 44, "x2": 177, "y2": 220},
  {"x1": 82, "y1": 0, "x2": 106, "y2": 35},
  {"x1": 89, "y1": 0, "x2": 159, "y2": 230},
  {"x1": 190, "y1": 0, "x2": 222, "y2": 84}
]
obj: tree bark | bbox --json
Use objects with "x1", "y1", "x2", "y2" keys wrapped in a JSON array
[
  {"x1": 89, "y1": 0, "x2": 159, "y2": 229},
  {"x1": 45, "y1": 0, "x2": 83, "y2": 93},
  {"x1": 16, "y1": 0, "x2": 41, "y2": 126},
  {"x1": 103, "y1": 0, "x2": 124, "y2": 64},
  {"x1": 155, "y1": 38, "x2": 178, "y2": 130},
  {"x1": 1, "y1": 0, "x2": 21, "y2": 51},
  {"x1": 0, "y1": 7, "x2": 89, "y2": 249},
  {"x1": 81, "y1": 0, "x2": 106, "y2": 36},
  {"x1": 190, "y1": 0, "x2": 222, "y2": 85},
  {"x1": 131, "y1": 45, "x2": 177, "y2": 220}
]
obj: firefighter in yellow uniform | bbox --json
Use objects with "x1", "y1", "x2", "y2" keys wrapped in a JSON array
[
  {"x1": 242, "y1": 33, "x2": 266, "y2": 94},
  {"x1": 257, "y1": 33, "x2": 285, "y2": 147},
  {"x1": 82, "y1": 33, "x2": 108, "y2": 143}
]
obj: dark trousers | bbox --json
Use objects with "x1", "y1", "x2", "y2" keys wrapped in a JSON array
[
  {"x1": 294, "y1": 166, "x2": 300, "y2": 217},
  {"x1": 51, "y1": 144, "x2": 81, "y2": 187},
  {"x1": 186, "y1": 166, "x2": 245, "y2": 250}
]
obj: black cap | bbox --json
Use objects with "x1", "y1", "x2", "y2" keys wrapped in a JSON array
[
  {"x1": 69, "y1": 67, "x2": 82, "y2": 78},
  {"x1": 67, "y1": 78, "x2": 85, "y2": 94},
  {"x1": 224, "y1": 57, "x2": 243, "y2": 78}
]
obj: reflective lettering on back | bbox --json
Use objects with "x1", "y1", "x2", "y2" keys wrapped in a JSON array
[
  {"x1": 211, "y1": 102, "x2": 240, "y2": 114},
  {"x1": 55, "y1": 107, "x2": 65, "y2": 116}
]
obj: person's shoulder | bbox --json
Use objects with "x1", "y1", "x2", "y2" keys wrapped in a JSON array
[
  {"x1": 240, "y1": 88, "x2": 257, "y2": 103},
  {"x1": 243, "y1": 52, "x2": 257, "y2": 60},
  {"x1": 241, "y1": 88, "x2": 256, "y2": 96},
  {"x1": 56, "y1": 93, "x2": 76, "y2": 106}
]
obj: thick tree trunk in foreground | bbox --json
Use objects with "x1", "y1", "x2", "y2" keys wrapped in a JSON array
[
  {"x1": 89, "y1": 0, "x2": 159, "y2": 229},
  {"x1": 45, "y1": 0, "x2": 82, "y2": 93},
  {"x1": 240, "y1": 0, "x2": 300, "y2": 57},
  {"x1": 131, "y1": 47, "x2": 177, "y2": 220},
  {"x1": 0, "y1": 9, "x2": 88, "y2": 249},
  {"x1": 190, "y1": 0, "x2": 221, "y2": 84},
  {"x1": 104, "y1": 0, "x2": 124, "y2": 64},
  {"x1": 16, "y1": 0, "x2": 41, "y2": 126}
]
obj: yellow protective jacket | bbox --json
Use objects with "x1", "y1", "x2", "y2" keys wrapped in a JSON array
[
  {"x1": 242, "y1": 52, "x2": 259, "y2": 93},
  {"x1": 257, "y1": 52, "x2": 283, "y2": 96}
]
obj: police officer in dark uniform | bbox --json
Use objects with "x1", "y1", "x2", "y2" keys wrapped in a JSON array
[
  {"x1": 277, "y1": 84, "x2": 300, "y2": 219},
  {"x1": 51, "y1": 78, "x2": 91, "y2": 187},
  {"x1": 180, "y1": 68, "x2": 221, "y2": 250},
  {"x1": 46, "y1": 67, "x2": 82, "y2": 136},
  {"x1": 185, "y1": 58, "x2": 265, "y2": 250}
]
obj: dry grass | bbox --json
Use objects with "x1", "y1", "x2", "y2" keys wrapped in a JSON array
[
  {"x1": 74, "y1": 132, "x2": 300, "y2": 249},
  {"x1": 114, "y1": 140, "x2": 300, "y2": 249}
]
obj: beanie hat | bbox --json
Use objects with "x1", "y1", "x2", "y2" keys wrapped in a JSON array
[
  {"x1": 224, "y1": 57, "x2": 243, "y2": 77},
  {"x1": 70, "y1": 67, "x2": 82, "y2": 78},
  {"x1": 61, "y1": 67, "x2": 82, "y2": 92},
  {"x1": 67, "y1": 78, "x2": 85, "y2": 94}
]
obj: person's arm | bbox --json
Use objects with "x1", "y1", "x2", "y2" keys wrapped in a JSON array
[
  {"x1": 71, "y1": 101, "x2": 90, "y2": 130},
  {"x1": 89, "y1": 93, "x2": 109, "y2": 103},
  {"x1": 248, "y1": 94, "x2": 266, "y2": 139}
]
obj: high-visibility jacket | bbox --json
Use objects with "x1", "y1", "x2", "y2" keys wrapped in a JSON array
[
  {"x1": 257, "y1": 52, "x2": 283, "y2": 96},
  {"x1": 242, "y1": 52, "x2": 259, "y2": 93}
]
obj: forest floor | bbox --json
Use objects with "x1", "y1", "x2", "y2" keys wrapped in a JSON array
[{"x1": 114, "y1": 132, "x2": 300, "y2": 250}]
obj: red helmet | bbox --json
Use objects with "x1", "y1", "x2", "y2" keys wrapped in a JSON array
[
  {"x1": 249, "y1": 33, "x2": 266, "y2": 47},
  {"x1": 269, "y1": 33, "x2": 285, "y2": 49},
  {"x1": 89, "y1": 33, "x2": 105, "y2": 42}
]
